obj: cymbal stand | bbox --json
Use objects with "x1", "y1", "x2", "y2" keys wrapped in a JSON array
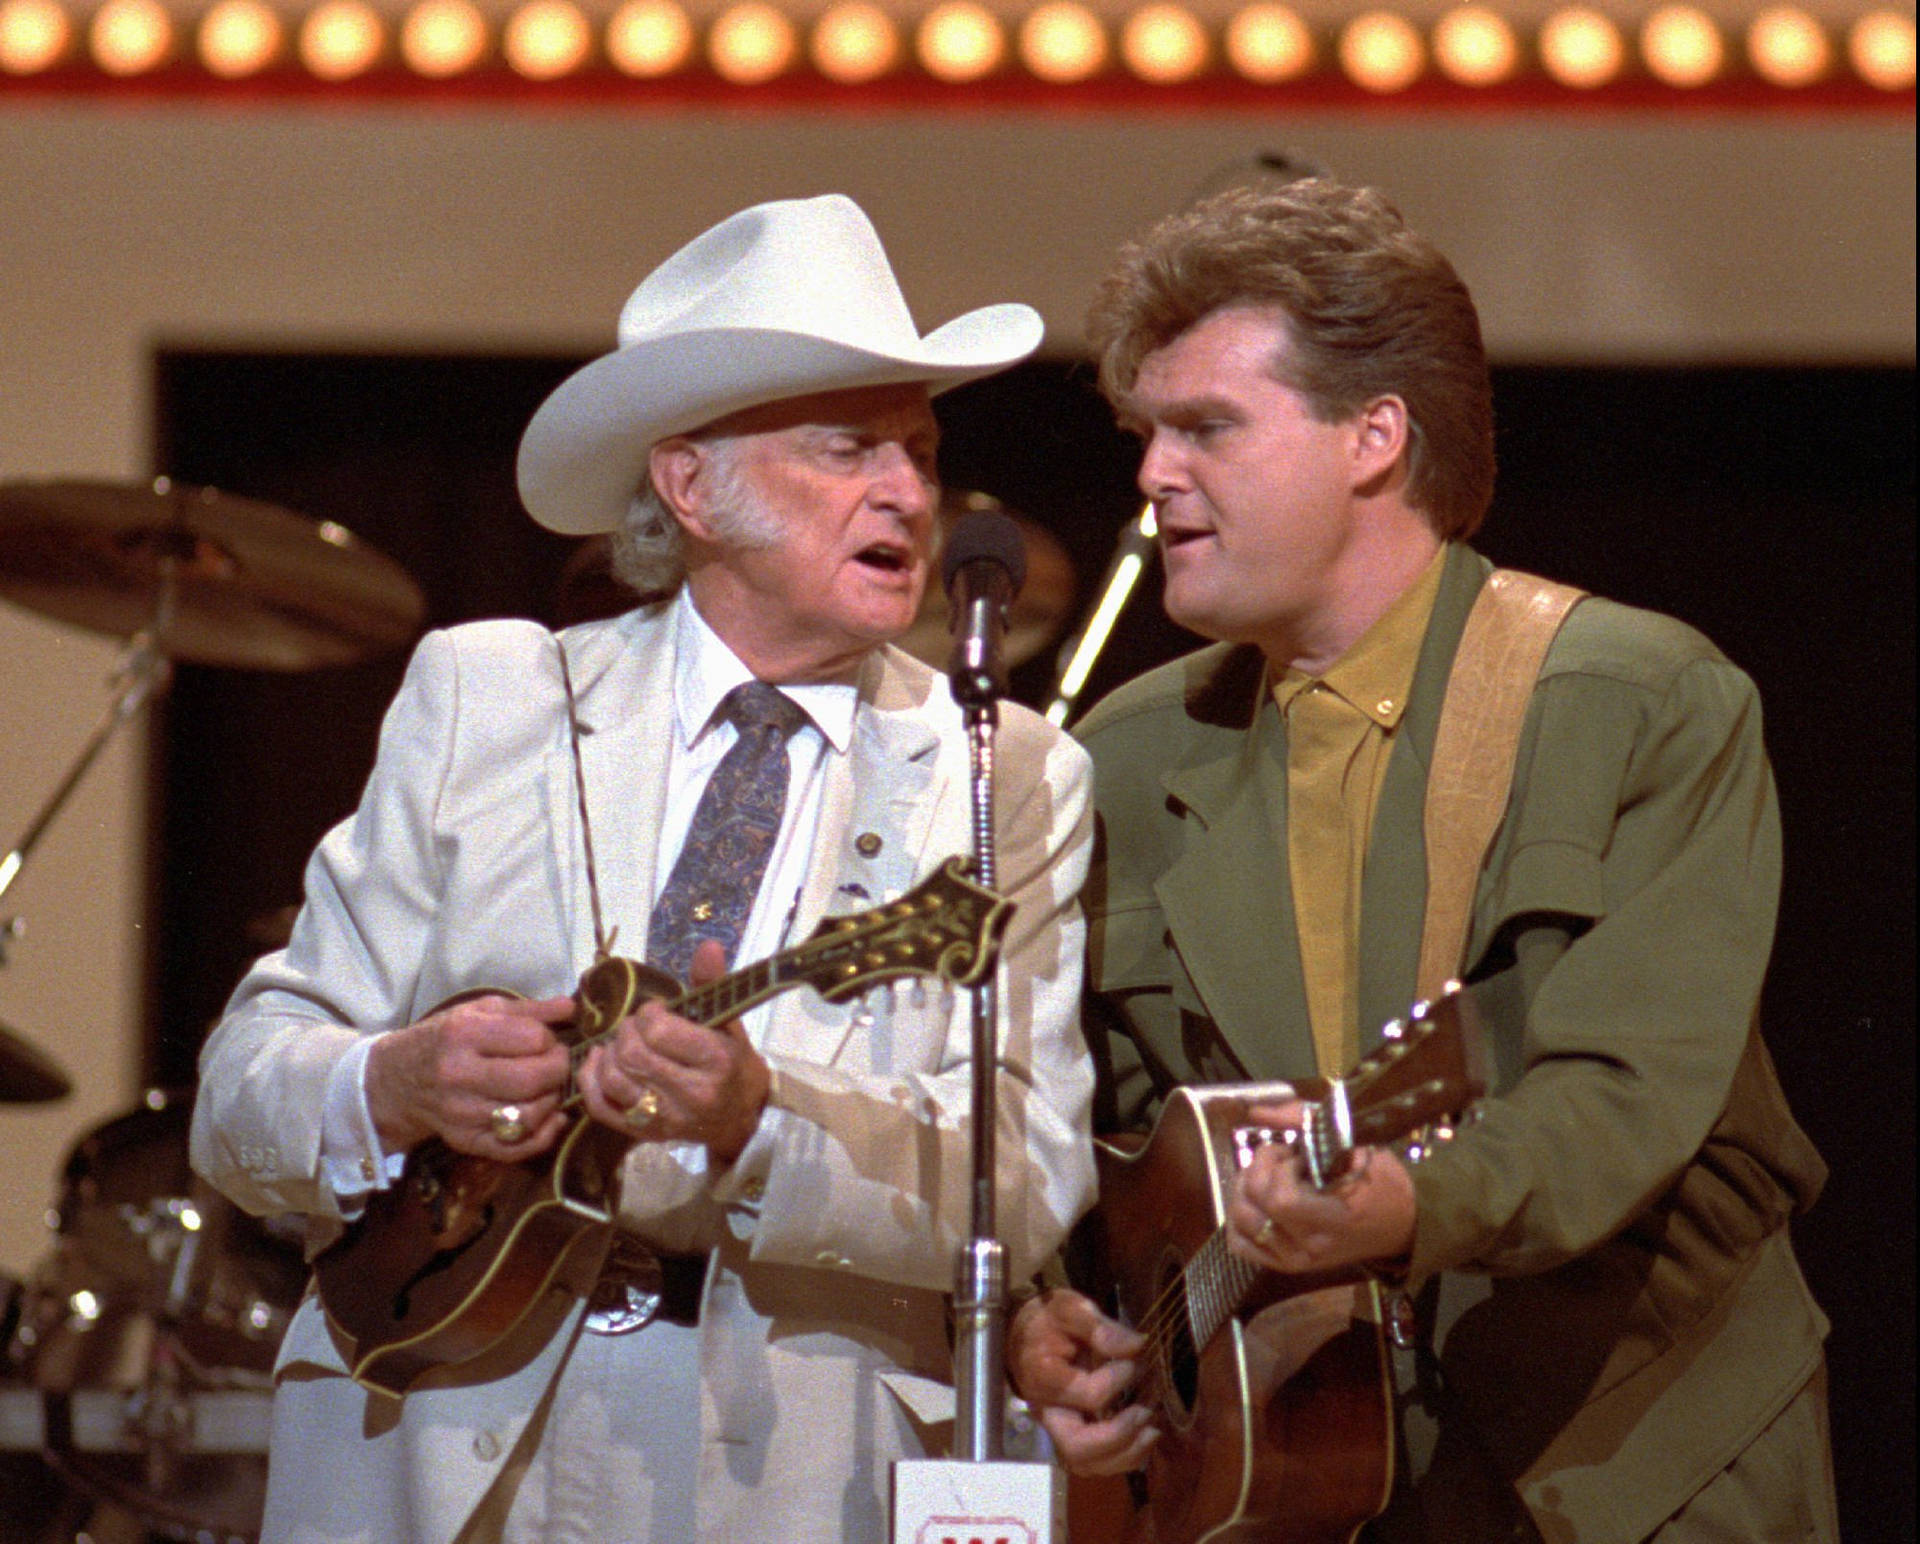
[
  {"x1": 1043, "y1": 502, "x2": 1158, "y2": 728},
  {"x1": 0, "y1": 594, "x2": 175, "y2": 938}
]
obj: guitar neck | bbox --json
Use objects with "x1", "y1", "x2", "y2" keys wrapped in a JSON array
[{"x1": 1181, "y1": 1225, "x2": 1263, "y2": 1353}]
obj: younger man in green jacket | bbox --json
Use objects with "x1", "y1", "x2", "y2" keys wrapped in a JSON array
[{"x1": 1009, "y1": 178, "x2": 1836, "y2": 1541}]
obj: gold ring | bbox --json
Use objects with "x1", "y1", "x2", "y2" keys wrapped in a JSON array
[
  {"x1": 490, "y1": 1104, "x2": 529, "y2": 1144},
  {"x1": 627, "y1": 1085, "x2": 662, "y2": 1130},
  {"x1": 1255, "y1": 1217, "x2": 1277, "y2": 1247}
]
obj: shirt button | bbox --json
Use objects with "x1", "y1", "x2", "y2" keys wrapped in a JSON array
[
  {"x1": 472, "y1": 1431, "x2": 500, "y2": 1462},
  {"x1": 741, "y1": 1178, "x2": 765, "y2": 1202},
  {"x1": 855, "y1": 832, "x2": 883, "y2": 858},
  {"x1": 359, "y1": 1158, "x2": 377, "y2": 1182}
]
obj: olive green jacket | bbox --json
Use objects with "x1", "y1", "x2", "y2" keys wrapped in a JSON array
[{"x1": 1074, "y1": 544, "x2": 1828, "y2": 1543}]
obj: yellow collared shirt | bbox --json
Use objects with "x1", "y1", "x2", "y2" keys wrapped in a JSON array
[{"x1": 1272, "y1": 548, "x2": 1446, "y2": 1075}]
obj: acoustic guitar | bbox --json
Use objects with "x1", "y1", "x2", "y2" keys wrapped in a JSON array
[
  {"x1": 1079, "y1": 989, "x2": 1487, "y2": 1543},
  {"x1": 314, "y1": 855, "x2": 1009, "y2": 1397}
]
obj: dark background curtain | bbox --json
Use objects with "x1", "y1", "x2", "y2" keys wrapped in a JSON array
[{"x1": 152, "y1": 351, "x2": 1914, "y2": 1540}]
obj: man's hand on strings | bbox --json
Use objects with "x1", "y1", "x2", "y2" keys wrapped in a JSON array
[
  {"x1": 579, "y1": 939, "x2": 771, "y2": 1164},
  {"x1": 1007, "y1": 1288, "x2": 1158, "y2": 1476},
  {"x1": 365, "y1": 994, "x2": 573, "y2": 1160}
]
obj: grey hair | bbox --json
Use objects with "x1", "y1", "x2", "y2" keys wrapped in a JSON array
[
  {"x1": 607, "y1": 433, "x2": 781, "y2": 601},
  {"x1": 608, "y1": 481, "x2": 688, "y2": 602}
]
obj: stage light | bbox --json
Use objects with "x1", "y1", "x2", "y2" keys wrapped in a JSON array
[
  {"x1": 504, "y1": 0, "x2": 589, "y2": 77},
  {"x1": 606, "y1": 0, "x2": 691, "y2": 74},
  {"x1": 812, "y1": 0, "x2": 898, "y2": 81},
  {"x1": 0, "y1": 0, "x2": 71, "y2": 72},
  {"x1": 199, "y1": 0, "x2": 282, "y2": 76},
  {"x1": 1019, "y1": 1, "x2": 1106, "y2": 81},
  {"x1": 400, "y1": 0, "x2": 486, "y2": 73},
  {"x1": 1120, "y1": 4, "x2": 1208, "y2": 82},
  {"x1": 1539, "y1": 5, "x2": 1623, "y2": 86},
  {"x1": 917, "y1": 0, "x2": 1004, "y2": 80},
  {"x1": 1849, "y1": 8, "x2": 1915, "y2": 88},
  {"x1": 710, "y1": 0, "x2": 796, "y2": 82},
  {"x1": 90, "y1": 0, "x2": 171, "y2": 73},
  {"x1": 1747, "y1": 6, "x2": 1829, "y2": 84},
  {"x1": 1642, "y1": 4, "x2": 1723, "y2": 85},
  {"x1": 1340, "y1": 10, "x2": 1423, "y2": 90},
  {"x1": 298, "y1": 0, "x2": 381, "y2": 77},
  {"x1": 1224, "y1": 2, "x2": 1312, "y2": 81},
  {"x1": 1433, "y1": 4, "x2": 1517, "y2": 84}
]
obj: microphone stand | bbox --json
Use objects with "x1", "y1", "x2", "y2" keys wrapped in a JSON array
[
  {"x1": 1044, "y1": 501, "x2": 1158, "y2": 727},
  {"x1": 952, "y1": 683, "x2": 1005, "y2": 1462},
  {"x1": 893, "y1": 564, "x2": 1060, "y2": 1540}
]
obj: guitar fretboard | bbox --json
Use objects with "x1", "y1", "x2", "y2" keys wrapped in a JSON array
[{"x1": 1184, "y1": 1225, "x2": 1262, "y2": 1351}]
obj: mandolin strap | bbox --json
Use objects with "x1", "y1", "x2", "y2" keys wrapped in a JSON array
[{"x1": 554, "y1": 636, "x2": 616, "y2": 962}]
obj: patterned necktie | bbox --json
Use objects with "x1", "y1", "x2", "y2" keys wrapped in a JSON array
[{"x1": 646, "y1": 680, "x2": 808, "y2": 986}]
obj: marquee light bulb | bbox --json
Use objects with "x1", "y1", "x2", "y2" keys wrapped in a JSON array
[
  {"x1": 90, "y1": 0, "x2": 171, "y2": 72},
  {"x1": 917, "y1": 0, "x2": 1005, "y2": 81},
  {"x1": 812, "y1": 1, "x2": 899, "y2": 82},
  {"x1": 400, "y1": 0, "x2": 487, "y2": 74},
  {"x1": 1642, "y1": 4, "x2": 1723, "y2": 86},
  {"x1": 607, "y1": 0, "x2": 692, "y2": 74},
  {"x1": 1224, "y1": 2, "x2": 1312, "y2": 80},
  {"x1": 1019, "y1": 1, "x2": 1106, "y2": 81},
  {"x1": 1540, "y1": 5, "x2": 1623, "y2": 86},
  {"x1": 298, "y1": 0, "x2": 381, "y2": 77},
  {"x1": 1849, "y1": 8, "x2": 1915, "y2": 88},
  {"x1": 710, "y1": 0, "x2": 797, "y2": 82},
  {"x1": 1120, "y1": 4, "x2": 1208, "y2": 82},
  {"x1": 1433, "y1": 5, "x2": 1517, "y2": 84},
  {"x1": 1748, "y1": 6, "x2": 1829, "y2": 84},
  {"x1": 504, "y1": 0, "x2": 590, "y2": 77},
  {"x1": 1340, "y1": 10, "x2": 1424, "y2": 90},
  {"x1": 0, "y1": 0, "x2": 71, "y2": 71},
  {"x1": 199, "y1": 0, "x2": 282, "y2": 76}
]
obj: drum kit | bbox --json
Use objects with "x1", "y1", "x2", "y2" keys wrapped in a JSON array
[
  {"x1": 0, "y1": 476, "x2": 426, "y2": 1544},
  {"x1": 0, "y1": 473, "x2": 1089, "y2": 1542}
]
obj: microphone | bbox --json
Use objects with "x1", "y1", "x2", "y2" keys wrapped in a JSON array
[{"x1": 942, "y1": 508, "x2": 1027, "y2": 708}]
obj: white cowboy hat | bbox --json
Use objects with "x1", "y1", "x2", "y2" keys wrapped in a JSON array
[{"x1": 517, "y1": 194, "x2": 1044, "y2": 536}]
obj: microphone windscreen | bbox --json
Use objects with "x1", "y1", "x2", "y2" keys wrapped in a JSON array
[{"x1": 941, "y1": 509, "x2": 1028, "y2": 598}]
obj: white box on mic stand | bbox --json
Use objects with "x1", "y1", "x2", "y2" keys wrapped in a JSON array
[{"x1": 892, "y1": 1456, "x2": 1062, "y2": 1544}]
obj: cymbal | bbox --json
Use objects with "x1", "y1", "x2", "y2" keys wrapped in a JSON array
[
  {"x1": 891, "y1": 492, "x2": 1077, "y2": 674},
  {"x1": 1, "y1": 1017, "x2": 70, "y2": 1103},
  {"x1": 0, "y1": 478, "x2": 426, "y2": 670}
]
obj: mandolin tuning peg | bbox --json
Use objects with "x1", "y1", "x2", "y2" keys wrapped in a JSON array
[
  {"x1": 1381, "y1": 1018, "x2": 1405, "y2": 1040},
  {"x1": 1409, "y1": 997, "x2": 1431, "y2": 1020}
]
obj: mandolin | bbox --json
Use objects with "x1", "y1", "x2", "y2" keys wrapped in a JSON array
[
  {"x1": 1078, "y1": 989, "x2": 1487, "y2": 1543},
  {"x1": 314, "y1": 855, "x2": 1009, "y2": 1397}
]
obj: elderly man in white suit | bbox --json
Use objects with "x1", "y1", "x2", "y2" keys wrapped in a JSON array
[{"x1": 190, "y1": 194, "x2": 1097, "y2": 1544}]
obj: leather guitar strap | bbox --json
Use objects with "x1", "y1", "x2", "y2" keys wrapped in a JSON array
[
  {"x1": 1388, "y1": 569, "x2": 1585, "y2": 1492},
  {"x1": 1415, "y1": 569, "x2": 1587, "y2": 1002}
]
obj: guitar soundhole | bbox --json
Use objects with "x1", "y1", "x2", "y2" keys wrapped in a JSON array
[{"x1": 1156, "y1": 1256, "x2": 1201, "y2": 1423}]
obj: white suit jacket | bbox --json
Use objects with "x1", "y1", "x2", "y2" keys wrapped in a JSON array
[{"x1": 190, "y1": 604, "x2": 1097, "y2": 1542}]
